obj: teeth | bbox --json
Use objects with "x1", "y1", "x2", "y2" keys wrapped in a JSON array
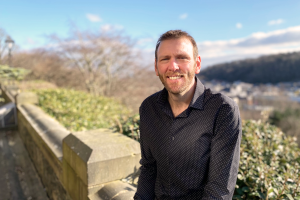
[{"x1": 169, "y1": 76, "x2": 181, "y2": 80}]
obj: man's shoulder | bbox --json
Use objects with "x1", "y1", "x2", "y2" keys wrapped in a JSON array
[
  {"x1": 139, "y1": 90, "x2": 163, "y2": 111},
  {"x1": 204, "y1": 87, "x2": 238, "y2": 109}
]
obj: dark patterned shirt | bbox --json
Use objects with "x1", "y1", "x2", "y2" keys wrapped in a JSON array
[{"x1": 134, "y1": 77, "x2": 242, "y2": 200}]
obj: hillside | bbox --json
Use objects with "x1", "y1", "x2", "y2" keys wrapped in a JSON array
[{"x1": 198, "y1": 52, "x2": 300, "y2": 83}]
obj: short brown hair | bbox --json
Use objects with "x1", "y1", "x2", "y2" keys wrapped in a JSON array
[{"x1": 155, "y1": 30, "x2": 198, "y2": 61}]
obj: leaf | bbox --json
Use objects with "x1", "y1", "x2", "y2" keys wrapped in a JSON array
[
  {"x1": 236, "y1": 188, "x2": 243, "y2": 195},
  {"x1": 286, "y1": 194, "x2": 294, "y2": 200},
  {"x1": 232, "y1": 195, "x2": 242, "y2": 200},
  {"x1": 237, "y1": 174, "x2": 243, "y2": 180},
  {"x1": 267, "y1": 187, "x2": 273, "y2": 194},
  {"x1": 242, "y1": 186, "x2": 250, "y2": 193}
]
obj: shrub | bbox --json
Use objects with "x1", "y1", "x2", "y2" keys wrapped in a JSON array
[
  {"x1": 0, "y1": 65, "x2": 30, "y2": 80},
  {"x1": 269, "y1": 108, "x2": 300, "y2": 146},
  {"x1": 33, "y1": 88, "x2": 130, "y2": 132},
  {"x1": 113, "y1": 114, "x2": 140, "y2": 141},
  {"x1": 234, "y1": 120, "x2": 300, "y2": 199}
]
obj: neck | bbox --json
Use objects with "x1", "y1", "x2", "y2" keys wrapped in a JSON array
[{"x1": 168, "y1": 79, "x2": 196, "y2": 117}]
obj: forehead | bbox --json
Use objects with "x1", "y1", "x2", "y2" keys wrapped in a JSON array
[{"x1": 157, "y1": 38, "x2": 193, "y2": 56}]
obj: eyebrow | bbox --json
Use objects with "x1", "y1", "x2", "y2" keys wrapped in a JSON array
[
  {"x1": 176, "y1": 54, "x2": 190, "y2": 58},
  {"x1": 158, "y1": 53, "x2": 191, "y2": 60},
  {"x1": 158, "y1": 55, "x2": 171, "y2": 60}
]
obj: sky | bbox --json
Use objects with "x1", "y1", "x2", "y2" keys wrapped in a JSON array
[{"x1": 1, "y1": 0, "x2": 300, "y2": 67}]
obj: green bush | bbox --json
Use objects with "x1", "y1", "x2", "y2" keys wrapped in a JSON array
[
  {"x1": 113, "y1": 114, "x2": 140, "y2": 141},
  {"x1": 269, "y1": 108, "x2": 300, "y2": 126},
  {"x1": 0, "y1": 65, "x2": 30, "y2": 80},
  {"x1": 269, "y1": 108, "x2": 300, "y2": 146},
  {"x1": 33, "y1": 88, "x2": 131, "y2": 132},
  {"x1": 234, "y1": 120, "x2": 300, "y2": 199}
]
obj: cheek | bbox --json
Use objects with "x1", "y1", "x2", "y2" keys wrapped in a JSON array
[{"x1": 156, "y1": 64, "x2": 167, "y2": 75}]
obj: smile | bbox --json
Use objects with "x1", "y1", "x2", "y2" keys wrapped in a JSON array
[{"x1": 168, "y1": 76, "x2": 183, "y2": 80}]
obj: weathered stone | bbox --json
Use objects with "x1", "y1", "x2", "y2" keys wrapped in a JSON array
[
  {"x1": 0, "y1": 85, "x2": 15, "y2": 103},
  {"x1": 90, "y1": 181, "x2": 136, "y2": 200},
  {"x1": 19, "y1": 104, "x2": 70, "y2": 160},
  {"x1": 17, "y1": 104, "x2": 72, "y2": 200},
  {"x1": 16, "y1": 92, "x2": 39, "y2": 105},
  {"x1": 63, "y1": 129, "x2": 140, "y2": 200}
]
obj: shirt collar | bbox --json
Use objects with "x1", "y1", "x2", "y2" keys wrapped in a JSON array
[
  {"x1": 190, "y1": 76, "x2": 205, "y2": 110},
  {"x1": 157, "y1": 76, "x2": 205, "y2": 111}
]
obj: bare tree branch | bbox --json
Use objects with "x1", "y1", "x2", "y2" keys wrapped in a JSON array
[{"x1": 49, "y1": 28, "x2": 138, "y2": 96}]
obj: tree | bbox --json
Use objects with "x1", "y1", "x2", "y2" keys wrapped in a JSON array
[{"x1": 50, "y1": 28, "x2": 139, "y2": 96}]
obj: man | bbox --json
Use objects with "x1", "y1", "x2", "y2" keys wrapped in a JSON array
[{"x1": 134, "y1": 30, "x2": 242, "y2": 200}]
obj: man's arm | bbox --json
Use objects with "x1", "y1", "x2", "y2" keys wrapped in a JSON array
[
  {"x1": 134, "y1": 106, "x2": 157, "y2": 200},
  {"x1": 202, "y1": 103, "x2": 242, "y2": 200}
]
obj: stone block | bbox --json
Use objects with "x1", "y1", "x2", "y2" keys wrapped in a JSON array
[
  {"x1": 90, "y1": 181, "x2": 136, "y2": 200},
  {"x1": 62, "y1": 129, "x2": 140, "y2": 200},
  {"x1": 16, "y1": 92, "x2": 39, "y2": 105}
]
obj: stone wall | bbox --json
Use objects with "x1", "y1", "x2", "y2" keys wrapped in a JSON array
[{"x1": 0, "y1": 82, "x2": 141, "y2": 200}]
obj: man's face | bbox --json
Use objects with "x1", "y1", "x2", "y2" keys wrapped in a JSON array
[{"x1": 155, "y1": 38, "x2": 201, "y2": 95}]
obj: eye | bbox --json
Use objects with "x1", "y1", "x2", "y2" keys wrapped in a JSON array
[{"x1": 178, "y1": 56, "x2": 187, "y2": 60}]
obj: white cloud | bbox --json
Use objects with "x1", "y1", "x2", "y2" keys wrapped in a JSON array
[
  {"x1": 268, "y1": 19, "x2": 284, "y2": 26},
  {"x1": 86, "y1": 14, "x2": 102, "y2": 22},
  {"x1": 198, "y1": 25, "x2": 300, "y2": 67},
  {"x1": 179, "y1": 13, "x2": 188, "y2": 20},
  {"x1": 236, "y1": 23, "x2": 242, "y2": 29},
  {"x1": 101, "y1": 24, "x2": 123, "y2": 32}
]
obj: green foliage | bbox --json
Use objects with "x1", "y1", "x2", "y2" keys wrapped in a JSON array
[
  {"x1": 0, "y1": 65, "x2": 30, "y2": 81},
  {"x1": 199, "y1": 52, "x2": 300, "y2": 83},
  {"x1": 113, "y1": 114, "x2": 140, "y2": 141},
  {"x1": 269, "y1": 108, "x2": 300, "y2": 126},
  {"x1": 33, "y1": 88, "x2": 131, "y2": 132},
  {"x1": 235, "y1": 120, "x2": 300, "y2": 199},
  {"x1": 268, "y1": 108, "x2": 300, "y2": 147}
]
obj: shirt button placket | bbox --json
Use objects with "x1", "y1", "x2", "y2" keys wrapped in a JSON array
[{"x1": 169, "y1": 118, "x2": 176, "y2": 195}]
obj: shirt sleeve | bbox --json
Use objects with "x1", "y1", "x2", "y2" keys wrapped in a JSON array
[
  {"x1": 134, "y1": 105, "x2": 157, "y2": 200},
  {"x1": 202, "y1": 103, "x2": 242, "y2": 200}
]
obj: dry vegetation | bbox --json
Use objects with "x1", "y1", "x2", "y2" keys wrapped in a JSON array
[
  {"x1": 0, "y1": 27, "x2": 163, "y2": 113},
  {"x1": 9, "y1": 50, "x2": 162, "y2": 113}
]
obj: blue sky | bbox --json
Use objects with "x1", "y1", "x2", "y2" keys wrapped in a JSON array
[{"x1": 1, "y1": 0, "x2": 300, "y2": 67}]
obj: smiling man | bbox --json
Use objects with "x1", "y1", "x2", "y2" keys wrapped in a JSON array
[{"x1": 134, "y1": 30, "x2": 242, "y2": 200}]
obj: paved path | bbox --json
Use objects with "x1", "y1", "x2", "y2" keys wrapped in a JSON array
[{"x1": 0, "y1": 130, "x2": 48, "y2": 200}]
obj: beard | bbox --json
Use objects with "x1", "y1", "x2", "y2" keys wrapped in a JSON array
[{"x1": 158, "y1": 66, "x2": 196, "y2": 95}]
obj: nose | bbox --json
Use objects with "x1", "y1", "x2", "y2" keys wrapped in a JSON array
[{"x1": 167, "y1": 58, "x2": 179, "y2": 71}]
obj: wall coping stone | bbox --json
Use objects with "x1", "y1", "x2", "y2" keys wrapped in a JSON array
[
  {"x1": 0, "y1": 84, "x2": 16, "y2": 102},
  {"x1": 16, "y1": 92, "x2": 39, "y2": 105},
  {"x1": 62, "y1": 129, "x2": 140, "y2": 199},
  {"x1": 18, "y1": 103, "x2": 70, "y2": 160},
  {"x1": 89, "y1": 180, "x2": 136, "y2": 200}
]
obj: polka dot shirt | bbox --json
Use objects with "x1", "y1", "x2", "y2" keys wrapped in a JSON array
[{"x1": 134, "y1": 77, "x2": 242, "y2": 200}]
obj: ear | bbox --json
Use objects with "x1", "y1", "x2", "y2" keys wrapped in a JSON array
[
  {"x1": 155, "y1": 60, "x2": 159, "y2": 76},
  {"x1": 195, "y1": 55, "x2": 201, "y2": 74}
]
